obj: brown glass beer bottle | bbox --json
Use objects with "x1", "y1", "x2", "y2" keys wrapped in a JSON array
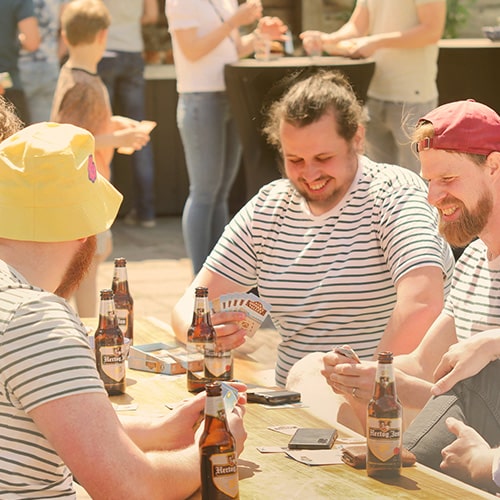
[
  {"x1": 366, "y1": 351, "x2": 402, "y2": 477},
  {"x1": 200, "y1": 382, "x2": 239, "y2": 500},
  {"x1": 111, "y1": 257, "x2": 134, "y2": 345},
  {"x1": 94, "y1": 289, "x2": 126, "y2": 395},
  {"x1": 187, "y1": 287, "x2": 233, "y2": 392}
]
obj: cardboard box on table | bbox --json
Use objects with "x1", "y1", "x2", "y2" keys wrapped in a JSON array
[{"x1": 128, "y1": 342, "x2": 204, "y2": 375}]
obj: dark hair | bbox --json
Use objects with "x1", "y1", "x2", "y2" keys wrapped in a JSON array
[
  {"x1": 0, "y1": 95, "x2": 23, "y2": 142},
  {"x1": 263, "y1": 70, "x2": 365, "y2": 153}
]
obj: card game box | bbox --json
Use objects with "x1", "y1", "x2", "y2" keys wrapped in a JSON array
[{"x1": 128, "y1": 342, "x2": 203, "y2": 375}]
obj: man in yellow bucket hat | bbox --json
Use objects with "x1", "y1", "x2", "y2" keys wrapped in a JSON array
[{"x1": 0, "y1": 121, "x2": 246, "y2": 498}]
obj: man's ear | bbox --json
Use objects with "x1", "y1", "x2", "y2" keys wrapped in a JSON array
[
  {"x1": 487, "y1": 152, "x2": 500, "y2": 177},
  {"x1": 353, "y1": 124, "x2": 365, "y2": 154},
  {"x1": 96, "y1": 28, "x2": 108, "y2": 45}
]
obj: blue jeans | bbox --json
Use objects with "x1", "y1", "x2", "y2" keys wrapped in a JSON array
[
  {"x1": 19, "y1": 59, "x2": 59, "y2": 123},
  {"x1": 98, "y1": 51, "x2": 155, "y2": 221},
  {"x1": 403, "y1": 360, "x2": 500, "y2": 472},
  {"x1": 177, "y1": 92, "x2": 242, "y2": 274},
  {"x1": 365, "y1": 97, "x2": 437, "y2": 174}
]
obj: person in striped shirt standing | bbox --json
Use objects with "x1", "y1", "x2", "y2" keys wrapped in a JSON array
[{"x1": 171, "y1": 70, "x2": 454, "y2": 432}]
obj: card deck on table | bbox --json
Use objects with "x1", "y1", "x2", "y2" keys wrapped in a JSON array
[
  {"x1": 211, "y1": 292, "x2": 271, "y2": 337},
  {"x1": 288, "y1": 428, "x2": 338, "y2": 450}
]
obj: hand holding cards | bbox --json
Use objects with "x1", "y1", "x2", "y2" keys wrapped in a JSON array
[
  {"x1": 221, "y1": 382, "x2": 239, "y2": 412},
  {"x1": 334, "y1": 345, "x2": 361, "y2": 363},
  {"x1": 117, "y1": 120, "x2": 157, "y2": 155},
  {"x1": 211, "y1": 292, "x2": 271, "y2": 338}
]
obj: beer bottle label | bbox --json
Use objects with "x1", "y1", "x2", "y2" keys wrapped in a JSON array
[
  {"x1": 205, "y1": 393, "x2": 226, "y2": 418},
  {"x1": 204, "y1": 351, "x2": 231, "y2": 378},
  {"x1": 99, "y1": 345, "x2": 125, "y2": 382},
  {"x1": 115, "y1": 309, "x2": 129, "y2": 335},
  {"x1": 367, "y1": 416, "x2": 402, "y2": 462},
  {"x1": 209, "y1": 452, "x2": 239, "y2": 498}
]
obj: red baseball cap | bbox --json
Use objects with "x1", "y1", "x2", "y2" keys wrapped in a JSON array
[{"x1": 415, "y1": 99, "x2": 500, "y2": 156}]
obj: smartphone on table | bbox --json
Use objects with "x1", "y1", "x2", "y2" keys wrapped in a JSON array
[{"x1": 288, "y1": 427, "x2": 338, "y2": 450}]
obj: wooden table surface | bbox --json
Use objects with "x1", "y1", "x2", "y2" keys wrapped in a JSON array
[{"x1": 76, "y1": 317, "x2": 495, "y2": 499}]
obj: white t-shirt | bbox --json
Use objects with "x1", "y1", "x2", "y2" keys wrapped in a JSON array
[
  {"x1": 358, "y1": 0, "x2": 445, "y2": 103},
  {"x1": 103, "y1": 0, "x2": 144, "y2": 53},
  {"x1": 165, "y1": 0, "x2": 239, "y2": 93}
]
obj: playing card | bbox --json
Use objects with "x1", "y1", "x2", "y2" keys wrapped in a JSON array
[
  {"x1": 211, "y1": 292, "x2": 271, "y2": 338},
  {"x1": 117, "y1": 120, "x2": 157, "y2": 155},
  {"x1": 285, "y1": 447, "x2": 344, "y2": 466},
  {"x1": 211, "y1": 297, "x2": 221, "y2": 314},
  {"x1": 267, "y1": 424, "x2": 300, "y2": 436},
  {"x1": 257, "y1": 446, "x2": 288, "y2": 453},
  {"x1": 221, "y1": 382, "x2": 239, "y2": 412}
]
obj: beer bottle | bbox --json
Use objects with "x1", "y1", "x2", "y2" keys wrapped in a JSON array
[
  {"x1": 187, "y1": 287, "x2": 233, "y2": 393},
  {"x1": 200, "y1": 382, "x2": 239, "y2": 500},
  {"x1": 94, "y1": 289, "x2": 126, "y2": 395},
  {"x1": 111, "y1": 257, "x2": 134, "y2": 345},
  {"x1": 366, "y1": 351, "x2": 402, "y2": 477}
]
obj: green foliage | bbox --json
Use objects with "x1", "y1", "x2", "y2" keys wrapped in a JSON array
[{"x1": 444, "y1": 0, "x2": 477, "y2": 39}]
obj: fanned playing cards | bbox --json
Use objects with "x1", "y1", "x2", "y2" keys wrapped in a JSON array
[{"x1": 211, "y1": 292, "x2": 271, "y2": 337}]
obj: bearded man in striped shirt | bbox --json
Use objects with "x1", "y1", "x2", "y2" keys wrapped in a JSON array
[{"x1": 172, "y1": 70, "x2": 454, "y2": 432}]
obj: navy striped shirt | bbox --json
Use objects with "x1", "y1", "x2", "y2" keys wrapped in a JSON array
[
  {"x1": 445, "y1": 238, "x2": 500, "y2": 338},
  {"x1": 0, "y1": 261, "x2": 105, "y2": 498},
  {"x1": 206, "y1": 156, "x2": 454, "y2": 385}
]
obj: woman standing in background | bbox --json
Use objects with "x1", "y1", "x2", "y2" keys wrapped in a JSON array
[
  {"x1": 98, "y1": 0, "x2": 159, "y2": 228},
  {"x1": 165, "y1": 0, "x2": 286, "y2": 274}
]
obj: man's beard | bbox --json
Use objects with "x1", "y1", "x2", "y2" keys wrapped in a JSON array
[
  {"x1": 288, "y1": 148, "x2": 358, "y2": 209},
  {"x1": 55, "y1": 236, "x2": 97, "y2": 299},
  {"x1": 439, "y1": 193, "x2": 492, "y2": 248}
]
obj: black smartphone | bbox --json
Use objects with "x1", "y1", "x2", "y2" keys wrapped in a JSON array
[
  {"x1": 246, "y1": 389, "x2": 301, "y2": 406},
  {"x1": 288, "y1": 428, "x2": 338, "y2": 450}
]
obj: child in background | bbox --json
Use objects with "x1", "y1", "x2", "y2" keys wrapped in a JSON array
[{"x1": 51, "y1": 0, "x2": 152, "y2": 316}]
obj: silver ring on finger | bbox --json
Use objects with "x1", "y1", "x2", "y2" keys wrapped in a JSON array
[{"x1": 352, "y1": 387, "x2": 358, "y2": 398}]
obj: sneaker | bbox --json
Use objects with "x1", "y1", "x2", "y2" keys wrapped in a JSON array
[
  {"x1": 123, "y1": 210, "x2": 138, "y2": 226},
  {"x1": 140, "y1": 219, "x2": 156, "y2": 228},
  {"x1": 123, "y1": 210, "x2": 156, "y2": 228}
]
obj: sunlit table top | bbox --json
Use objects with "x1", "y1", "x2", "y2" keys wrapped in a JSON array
[{"x1": 75, "y1": 317, "x2": 495, "y2": 499}]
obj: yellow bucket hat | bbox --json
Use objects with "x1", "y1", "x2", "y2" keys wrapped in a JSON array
[{"x1": 0, "y1": 122, "x2": 123, "y2": 242}]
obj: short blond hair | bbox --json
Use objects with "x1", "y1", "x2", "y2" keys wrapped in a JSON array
[{"x1": 62, "y1": 0, "x2": 110, "y2": 46}]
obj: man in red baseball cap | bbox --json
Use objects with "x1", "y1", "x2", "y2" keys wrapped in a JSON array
[
  {"x1": 323, "y1": 99, "x2": 500, "y2": 493},
  {"x1": 414, "y1": 99, "x2": 500, "y2": 248},
  {"x1": 400, "y1": 99, "x2": 500, "y2": 493}
]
